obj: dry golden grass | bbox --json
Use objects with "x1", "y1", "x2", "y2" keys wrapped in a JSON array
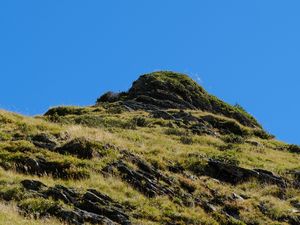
[
  {"x1": 0, "y1": 202, "x2": 62, "y2": 225},
  {"x1": 0, "y1": 107, "x2": 299, "y2": 224}
]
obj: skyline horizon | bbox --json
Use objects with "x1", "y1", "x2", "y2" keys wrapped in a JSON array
[
  {"x1": 1, "y1": 1, "x2": 299, "y2": 145},
  {"x1": 1, "y1": 70, "x2": 297, "y2": 145}
]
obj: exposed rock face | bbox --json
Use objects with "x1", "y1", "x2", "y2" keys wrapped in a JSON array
[
  {"x1": 21, "y1": 180, "x2": 131, "y2": 225},
  {"x1": 31, "y1": 133, "x2": 58, "y2": 150},
  {"x1": 56, "y1": 138, "x2": 104, "y2": 159},
  {"x1": 126, "y1": 72, "x2": 210, "y2": 110},
  {"x1": 4, "y1": 71, "x2": 300, "y2": 224},
  {"x1": 102, "y1": 151, "x2": 193, "y2": 206},
  {"x1": 14, "y1": 156, "x2": 89, "y2": 180},
  {"x1": 201, "y1": 115, "x2": 247, "y2": 136},
  {"x1": 97, "y1": 71, "x2": 261, "y2": 128},
  {"x1": 151, "y1": 109, "x2": 250, "y2": 137},
  {"x1": 21, "y1": 179, "x2": 47, "y2": 191},
  {"x1": 206, "y1": 159, "x2": 287, "y2": 187}
]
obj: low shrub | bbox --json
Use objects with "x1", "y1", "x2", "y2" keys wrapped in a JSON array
[
  {"x1": 222, "y1": 134, "x2": 245, "y2": 144},
  {"x1": 178, "y1": 177, "x2": 196, "y2": 193},
  {"x1": 219, "y1": 143, "x2": 241, "y2": 152},
  {"x1": 186, "y1": 158, "x2": 207, "y2": 175},
  {"x1": 57, "y1": 137, "x2": 108, "y2": 159},
  {"x1": 2, "y1": 140, "x2": 36, "y2": 153},
  {"x1": 180, "y1": 136, "x2": 194, "y2": 145},
  {"x1": 287, "y1": 144, "x2": 300, "y2": 153},
  {"x1": 259, "y1": 198, "x2": 291, "y2": 221},
  {"x1": 132, "y1": 117, "x2": 149, "y2": 127},
  {"x1": 211, "y1": 152, "x2": 240, "y2": 166},
  {"x1": 253, "y1": 129, "x2": 274, "y2": 140},
  {"x1": 0, "y1": 131, "x2": 11, "y2": 141},
  {"x1": 18, "y1": 197, "x2": 61, "y2": 217},
  {"x1": 0, "y1": 184, "x2": 24, "y2": 201},
  {"x1": 44, "y1": 106, "x2": 88, "y2": 117},
  {"x1": 165, "y1": 128, "x2": 187, "y2": 136}
]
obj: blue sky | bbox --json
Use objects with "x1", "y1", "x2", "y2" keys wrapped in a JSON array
[{"x1": 0, "y1": 1, "x2": 299, "y2": 144}]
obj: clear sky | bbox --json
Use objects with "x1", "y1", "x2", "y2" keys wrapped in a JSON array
[{"x1": 0, "y1": 1, "x2": 299, "y2": 144}]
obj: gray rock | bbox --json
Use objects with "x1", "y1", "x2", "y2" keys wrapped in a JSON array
[
  {"x1": 151, "y1": 110, "x2": 174, "y2": 120},
  {"x1": 21, "y1": 179, "x2": 47, "y2": 191},
  {"x1": 56, "y1": 138, "x2": 101, "y2": 159},
  {"x1": 19, "y1": 179, "x2": 131, "y2": 225},
  {"x1": 231, "y1": 193, "x2": 244, "y2": 201},
  {"x1": 31, "y1": 133, "x2": 58, "y2": 150},
  {"x1": 206, "y1": 159, "x2": 287, "y2": 187}
]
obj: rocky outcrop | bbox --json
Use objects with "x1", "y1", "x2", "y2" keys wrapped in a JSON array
[
  {"x1": 21, "y1": 179, "x2": 131, "y2": 225},
  {"x1": 206, "y1": 159, "x2": 287, "y2": 187},
  {"x1": 151, "y1": 109, "x2": 248, "y2": 137},
  {"x1": 14, "y1": 156, "x2": 89, "y2": 180},
  {"x1": 102, "y1": 151, "x2": 193, "y2": 206},
  {"x1": 201, "y1": 115, "x2": 247, "y2": 136},
  {"x1": 97, "y1": 71, "x2": 261, "y2": 128},
  {"x1": 31, "y1": 133, "x2": 58, "y2": 150},
  {"x1": 21, "y1": 179, "x2": 47, "y2": 191},
  {"x1": 56, "y1": 138, "x2": 105, "y2": 159},
  {"x1": 151, "y1": 110, "x2": 175, "y2": 120},
  {"x1": 113, "y1": 161, "x2": 175, "y2": 198}
]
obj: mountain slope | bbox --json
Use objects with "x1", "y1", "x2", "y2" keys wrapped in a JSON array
[{"x1": 0, "y1": 71, "x2": 299, "y2": 225}]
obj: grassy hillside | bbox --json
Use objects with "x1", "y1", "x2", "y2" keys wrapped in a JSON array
[{"x1": 0, "y1": 72, "x2": 299, "y2": 225}]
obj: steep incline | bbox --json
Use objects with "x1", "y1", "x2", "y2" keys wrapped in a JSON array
[
  {"x1": 97, "y1": 71, "x2": 260, "y2": 128},
  {"x1": 0, "y1": 72, "x2": 299, "y2": 225}
]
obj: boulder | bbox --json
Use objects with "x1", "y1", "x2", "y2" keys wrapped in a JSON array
[
  {"x1": 56, "y1": 138, "x2": 103, "y2": 159},
  {"x1": 44, "y1": 185, "x2": 78, "y2": 204},
  {"x1": 76, "y1": 200, "x2": 131, "y2": 225},
  {"x1": 31, "y1": 133, "x2": 58, "y2": 150},
  {"x1": 21, "y1": 179, "x2": 47, "y2": 191},
  {"x1": 151, "y1": 110, "x2": 174, "y2": 120}
]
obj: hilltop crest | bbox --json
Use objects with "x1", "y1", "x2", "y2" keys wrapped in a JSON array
[
  {"x1": 97, "y1": 71, "x2": 260, "y2": 128},
  {"x1": 0, "y1": 72, "x2": 299, "y2": 224}
]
